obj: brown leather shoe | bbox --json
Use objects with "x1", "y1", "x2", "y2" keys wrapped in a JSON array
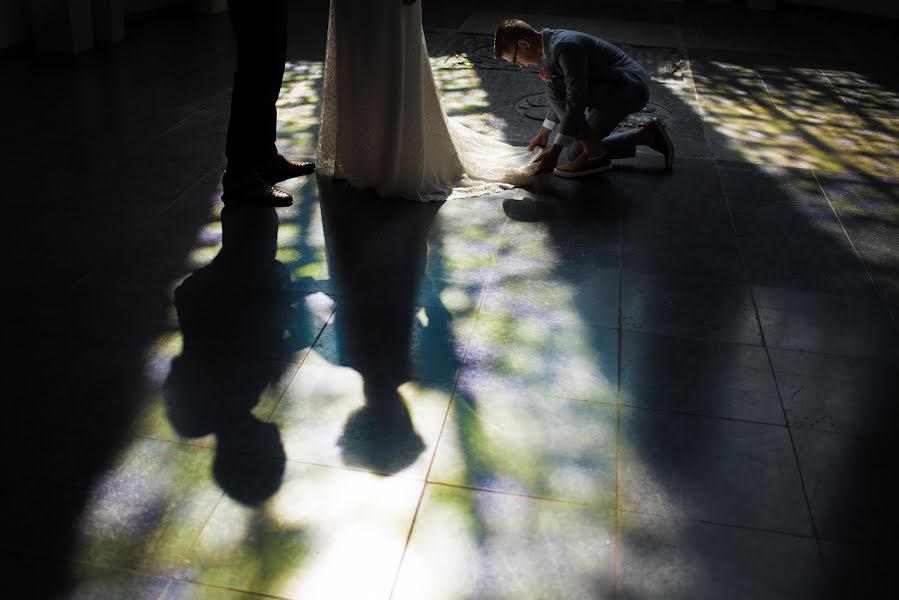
[
  {"x1": 222, "y1": 171, "x2": 293, "y2": 207},
  {"x1": 553, "y1": 152, "x2": 612, "y2": 178},
  {"x1": 258, "y1": 154, "x2": 316, "y2": 185}
]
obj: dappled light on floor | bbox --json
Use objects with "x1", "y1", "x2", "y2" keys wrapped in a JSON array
[
  {"x1": 52, "y1": 12, "x2": 898, "y2": 600},
  {"x1": 68, "y1": 45, "x2": 633, "y2": 597},
  {"x1": 693, "y1": 59, "x2": 899, "y2": 177}
]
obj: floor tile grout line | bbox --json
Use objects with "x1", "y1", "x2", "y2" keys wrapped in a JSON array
[
  {"x1": 617, "y1": 507, "x2": 820, "y2": 541},
  {"x1": 618, "y1": 399, "x2": 789, "y2": 429},
  {"x1": 613, "y1": 166, "x2": 624, "y2": 600},
  {"x1": 756, "y1": 337, "x2": 894, "y2": 363},
  {"x1": 168, "y1": 574, "x2": 294, "y2": 600},
  {"x1": 261, "y1": 295, "x2": 343, "y2": 423},
  {"x1": 420, "y1": 214, "x2": 510, "y2": 485},
  {"x1": 174, "y1": 491, "x2": 226, "y2": 589},
  {"x1": 69, "y1": 475, "x2": 823, "y2": 600},
  {"x1": 136, "y1": 391, "x2": 867, "y2": 462},
  {"x1": 817, "y1": 67, "x2": 859, "y2": 116},
  {"x1": 752, "y1": 64, "x2": 782, "y2": 112},
  {"x1": 132, "y1": 434, "x2": 218, "y2": 450},
  {"x1": 265, "y1": 174, "x2": 404, "y2": 423},
  {"x1": 259, "y1": 352, "x2": 313, "y2": 423},
  {"x1": 157, "y1": 95, "x2": 232, "y2": 142},
  {"x1": 424, "y1": 480, "x2": 617, "y2": 510},
  {"x1": 127, "y1": 434, "x2": 434, "y2": 482},
  {"x1": 682, "y1": 48, "x2": 728, "y2": 162},
  {"x1": 400, "y1": 480, "x2": 821, "y2": 541},
  {"x1": 149, "y1": 160, "x2": 228, "y2": 220},
  {"x1": 387, "y1": 213, "x2": 513, "y2": 600},
  {"x1": 492, "y1": 381, "x2": 791, "y2": 427},
  {"x1": 714, "y1": 163, "x2": 896, "y2": 358},
  {"x1": 753, "y1": 354, "x2": 822, "y2": 545},
  {"x1": 55, "y1": 559, "x2": 179, "y2": 600},
  {"x1": 715, "y1": 154, "x2": 823, "y2": 550},
  {"x1": 134, "y1": 390, "x2": 832, "y2": 459},
  {"x1": 156, "y1": 579, "x2": 173, "y2": 600},
  {"x1": 810, "y1": 168, "x2": 899, "y2": 332}
]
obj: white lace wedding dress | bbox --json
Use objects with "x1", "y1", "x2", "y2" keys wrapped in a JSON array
[{"x1": 316, "y1": 0, "x2": 539, "y2": 202}]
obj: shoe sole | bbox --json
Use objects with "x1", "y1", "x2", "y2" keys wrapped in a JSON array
[
  {"x1": 653, "y1": 117, "x2": 675, "y2": 170},
  {"x1": 553, "y1": 163, "x2": 612, "y2": 178}
]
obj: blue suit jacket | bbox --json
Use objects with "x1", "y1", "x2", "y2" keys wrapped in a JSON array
[{"x1": 542, "y1": 28, "x2": 650, "y2": 139}]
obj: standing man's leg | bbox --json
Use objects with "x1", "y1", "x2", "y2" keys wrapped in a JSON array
[
  {"x1": 225, "y1": 0, "x2": 285, "y2": 175},
  {"x1": 224, "y1": 0, "x2": 314, "y2": 206}
]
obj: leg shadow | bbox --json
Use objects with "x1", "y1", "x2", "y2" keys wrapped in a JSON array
[{"x1": 316, "y1": 174, "x2": 441, "y2": 474}]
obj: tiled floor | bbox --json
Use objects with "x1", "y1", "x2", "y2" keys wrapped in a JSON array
[{"x1": 6, "y1": 2, "x2": 899, "y2": 599}]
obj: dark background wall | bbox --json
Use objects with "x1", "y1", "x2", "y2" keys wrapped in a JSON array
[{"x1": 2, "y1": 0, "x2": 898, "y2": 52}]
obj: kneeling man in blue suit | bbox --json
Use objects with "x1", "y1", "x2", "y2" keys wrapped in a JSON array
[{"x1": 495, "y1": 19, "x2": 675, "y2": 177}]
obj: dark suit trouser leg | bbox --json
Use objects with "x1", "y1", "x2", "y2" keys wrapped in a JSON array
[
  {"x1": 225, "y1": 0, "x2": 288, "y2": 174},
  {"x1": 551, "y1": 79, "x2": 650, "y2": 162},
  {"x1": 589, "y1": 79, "x2": 650, "y2": 160}
]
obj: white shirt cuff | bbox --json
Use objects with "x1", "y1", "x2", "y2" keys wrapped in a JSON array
[
  {"x1": 554, "y1": 132, "x2": 575, "y2": 147},
  {"x1": 542, "y1": 119, "x2": 557, "y2": 131}
]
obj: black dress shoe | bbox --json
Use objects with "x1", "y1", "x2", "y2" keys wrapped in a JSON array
[
  {"x1": 222, "y1": 171, "x2": 293, "y2": 207},
  {"x1": 258, "y1": 154, "x2": 316, "y2": 185}
]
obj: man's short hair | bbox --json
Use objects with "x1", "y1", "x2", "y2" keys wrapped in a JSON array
[{"x1": 494, "y1": 19, "x2": 539, "y2": 59}]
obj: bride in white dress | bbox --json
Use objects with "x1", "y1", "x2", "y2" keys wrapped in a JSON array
[{"x1": 316, "y1": 0, "x2": 539, "y2": 202}]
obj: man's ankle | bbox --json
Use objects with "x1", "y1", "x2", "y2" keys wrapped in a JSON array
[
  {"x1": 579, "y1": 137, "x2": 602, "y2": 157},
  {"x1": 634, "y1": 125, "x2": 652, "y2": 147}
]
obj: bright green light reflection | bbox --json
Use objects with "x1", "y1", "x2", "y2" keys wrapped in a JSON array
[{"x1": 695, "y1": 61, "x2": 899, "y2": 178}]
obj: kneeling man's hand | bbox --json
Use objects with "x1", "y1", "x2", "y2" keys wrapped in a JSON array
[
  {"x1": 531, "y1": 144, "x2": 563, "y2": 175},
  {"x1": 528, "y1": 127, "x2": 551, "y2": 151}
]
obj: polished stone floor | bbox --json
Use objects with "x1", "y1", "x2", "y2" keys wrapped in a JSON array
[{"x1": 5, "y1": 2, "x2": 898, "y2": 599}]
